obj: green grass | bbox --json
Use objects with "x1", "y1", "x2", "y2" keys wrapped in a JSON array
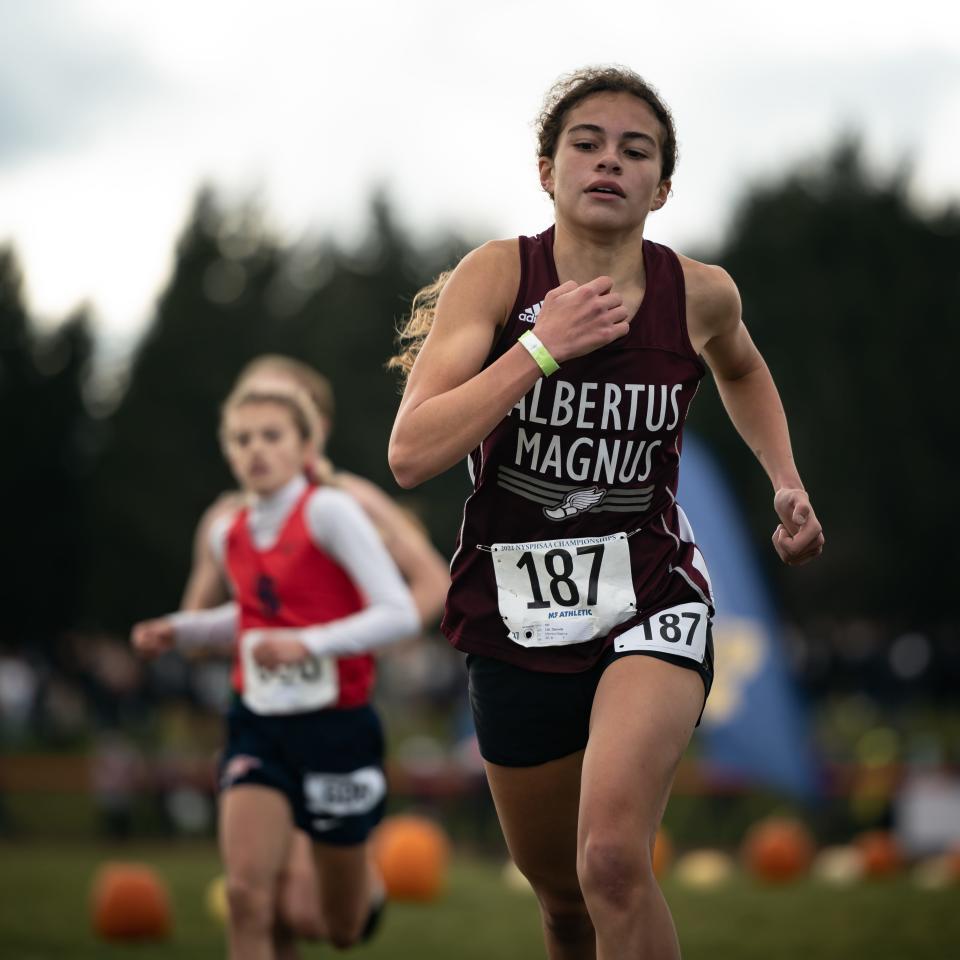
[{"x1": 1, "y1": 842, "x2": 957, "y2": 959}]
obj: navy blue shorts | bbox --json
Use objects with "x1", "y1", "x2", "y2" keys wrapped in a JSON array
[
  {"x1": 467, "y1": 626, "x2": 714, "y2": 768},
  {"x1": 220, "y1": 698, "x2": 386, "y2": 845}
]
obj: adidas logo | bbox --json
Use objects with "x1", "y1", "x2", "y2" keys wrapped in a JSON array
[{"x1": 518, "y1": 300, "x2": 544, "y2": 324}]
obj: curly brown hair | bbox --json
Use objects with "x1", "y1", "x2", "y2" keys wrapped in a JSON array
[{"x1": 536, "y1": 66, "x2": 677, "y2": 181}]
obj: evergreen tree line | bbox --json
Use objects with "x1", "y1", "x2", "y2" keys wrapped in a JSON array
[
  {"x1": 2, "y1": 143, "x2": 957, "y2": 653},
  {"x1": 0, "y1": 250, "x2": 94, "y2": 648}
]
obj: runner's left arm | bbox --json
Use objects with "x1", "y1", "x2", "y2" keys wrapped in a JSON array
[
  {"x1": 692, "y1": 262, "x2": 824, "y2": 566},
  {"x1": 339, "y1": 472, "x2": 450, "y2": 626}
]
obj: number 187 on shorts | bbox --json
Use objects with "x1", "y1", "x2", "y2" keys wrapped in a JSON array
[{"x1": 613, "y1": 601, "x2": 710, "y2": 663}]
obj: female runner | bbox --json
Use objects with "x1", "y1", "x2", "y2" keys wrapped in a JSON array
[
  {"x1": 132, "y1": 382, "x2": 419, "y2": 960},
  {"x1": 183, "y1": 354, "x2": 449, "y2": 626},
  {"x1": 388, "y1": 66, "x2": 824, "y2": 960},
  {"x1": 181, "y1": 355, "x2": 449, "y2": 957}
]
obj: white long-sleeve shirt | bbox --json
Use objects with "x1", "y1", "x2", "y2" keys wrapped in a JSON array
[{"x1": 169, "y1": 474, "x2": 420, "y2": 658}]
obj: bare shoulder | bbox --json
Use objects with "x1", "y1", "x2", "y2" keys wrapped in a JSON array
[
  {"x1": 438, "y1": 238, "x2": 520, "y2": 327},
  {"x1": 458, "y1": 238, "x2": 519, "y2": 278},
  {"x1": 676, "y1": 254, "x2": 742, "y2": 348}
]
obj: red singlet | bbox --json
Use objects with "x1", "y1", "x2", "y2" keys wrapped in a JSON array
[{"x1": 225, "y1": 485, "x2": 376, "y2": 708}]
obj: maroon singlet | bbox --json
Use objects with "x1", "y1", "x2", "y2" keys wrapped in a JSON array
[{"x1": 441, "y1": 226, "x2": 713, "y2": 672}]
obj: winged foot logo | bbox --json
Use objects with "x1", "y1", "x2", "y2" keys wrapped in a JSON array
[
  {"x1": 543, "y1": 486, "x2": 608, "y2": 520},
  {"x1": 496, "y1": 464, "x2": 655, "y2": 520}
]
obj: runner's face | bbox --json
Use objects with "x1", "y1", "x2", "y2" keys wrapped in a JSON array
[
  {"x1": 539, "y1": 92, "x2": 671, "y2": 233},
  {"x1": 222, "y1": 402, "x2": 309, "y2": 496}
]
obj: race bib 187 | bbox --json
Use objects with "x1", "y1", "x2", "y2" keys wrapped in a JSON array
[
  {"x1": 613, "y1": 601, "x2": 710, "y2": 663},
  {"x1": 492, "y1": 532, "x2": 637, "y2": 648}
]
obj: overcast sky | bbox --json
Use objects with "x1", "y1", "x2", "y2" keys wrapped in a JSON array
[{"x1": 2, "y1": 0, "x2": 959, "y2": 343}]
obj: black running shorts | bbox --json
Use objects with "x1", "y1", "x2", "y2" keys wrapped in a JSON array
[
  {"x1": 467, "y1": 625, "x2": 713, "y2": 767},
  {"x1": 220, "y1": 698, "x2": 386, "y2": 845}
]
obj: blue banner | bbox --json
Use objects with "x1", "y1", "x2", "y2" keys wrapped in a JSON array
[{"x1": 677, "y1": 432, "x2": 820, "y2": 797}]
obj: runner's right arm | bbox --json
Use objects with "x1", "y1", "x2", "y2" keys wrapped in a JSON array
[
  {"x1": 389, "y1": 241, "x2": 536, "y2": 488},
  {"x1": 389, "y1": 241, "x2": 630, "y2": 488},
  {"x1": 132, "y1": 513, "x2": 238, "y2": 657}
]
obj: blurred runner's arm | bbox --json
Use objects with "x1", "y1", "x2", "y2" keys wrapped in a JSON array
[
  {"x1": 180, "y1": 494, "x2": 240, "y2": 610},
  {"x1": 138, "y1": 488, "x2": 420, "y2": 667},
  {"x1": 133, "y1": 509, "x2": 237, "y2": 657},
  {"x1": 131, "y1": 603, "x2": 237, "y2": 657},
  {"x1": 169, "y1": 604, "x2": 238, "y2": 649},
  {"x1": 252, "y1": 488, "x2": 420, "y2": 666},
  {"x1": 339, "y1": 472, "x2": 450, "y2": 625}
]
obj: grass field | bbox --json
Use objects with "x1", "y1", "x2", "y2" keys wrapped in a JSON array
[{"x1": 1, "y1": 842, "x2": 957, "y2": 959}]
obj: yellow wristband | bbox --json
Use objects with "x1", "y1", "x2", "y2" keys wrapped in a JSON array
[{"x1": 518, "y1": 330, "x2": 559, "y2": 377}]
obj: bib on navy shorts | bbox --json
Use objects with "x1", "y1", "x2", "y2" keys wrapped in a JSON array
[{"x1": 220, "y1": 697, "x2": 386, "y2": 845}]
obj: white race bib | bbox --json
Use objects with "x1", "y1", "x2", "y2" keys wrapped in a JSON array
[
  {"x1": 492, "y1": 532, "x2": 637, "y2": 648},
  {"x1": 613, "y1": 601, "x2": 710, "y2": 663},
  {"x1": 304, "y1": 767, "x2": 386, "y2": 817},
  {"x1": 240, "y1": 631, "x2": 339, "y2": 715}
]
